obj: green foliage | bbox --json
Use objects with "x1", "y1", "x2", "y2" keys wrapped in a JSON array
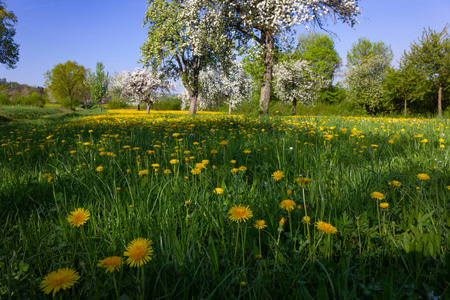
[
  {"x1": 13, "y1": 92, "x2": 46, "y2": 107},
  {"x1": 345, "y1": 37, "x2": 393, "y2": 115},
  {"x1": 401, "y1": 25, "x2": 450, "y2": 117},
  {"x1": 106, "y1": 99, "x2": 129, "y2": 109},
  {"x1": 317, "y1": 84, "x2": 346, "y2": 104},
  {"x1": 0, "y1": 1, "x2": 19, "y2": 69},
  {"x1": 0, "y1": 93, "x2": 9, "y2": 105},
  {"x1": 85, "y1": 62, "x2": 109, "y2": 111},
  {"x1": 44, "y1": 61, "x2": 88, "y2": 109},
  {"x1": 153, "y1": 95, "x2": 181, "y2": 110},
  {"x1": 295, "y1": 32, "x2": 341, "y2": 84}
]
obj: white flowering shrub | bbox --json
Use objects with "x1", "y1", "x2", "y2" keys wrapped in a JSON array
[
  {"x1": 110, "y1": 68, "x2": 172, "y2": 113},
  {"x1": 273, "y1": 59, "x2": 320, "y2": 115},
  {"x1": 180, "y1": 61, "x2": 252, "y2": 113}
]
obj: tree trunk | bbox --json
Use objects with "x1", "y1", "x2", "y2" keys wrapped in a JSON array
[
  {"x1": 259, "y1": 31, "x2": 274, "y2": 114},
  {"x1": 146, "y1": 102, "x2": 151, "y2": 114},
  {"x1": 438, "y1": 85, "x2": 443, "y2": 117},
  {"x1": 188, "y1": 62, "x2": 200, "y2": 115},
  {"x1": 292, "y1": 98, "x2": 297, "y2": 116},
  {"x1": 403, "y1": 93, "x2": 407, "y2": 116},
  {"x1": 228, "y1": 103, "x2": 232, "y2": 115},
  {"x1": 137, "y1": 104, "x2": 140, "y2": 111},
  {"x1": 99, "y1": 102, "x2": 102, "y2": 112}
]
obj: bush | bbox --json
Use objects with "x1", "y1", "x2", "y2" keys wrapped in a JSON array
[
  {"x1": 59, "y1": 97, "x2": 79, "y2": 110},
  {"x1": 0, "y1": 94, "x2": 10, "y2": 105},
  {"x1": 153, "y1": 96, "x2": 182, "y2": 110},
  {"x1": 107, "y1": 99, "x2": 129, "y2": 109}
]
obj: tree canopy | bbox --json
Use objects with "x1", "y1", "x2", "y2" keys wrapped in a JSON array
[
  {"x1": 401, "y1": 25, "x2": 450, "y2": 117},
  {"x1": 141, "y1": 0, "x2": 235, "y2": 114},
  {"x1": 85, "y1": 62, "x2": 109, "y2": 111},
  {"x1": 295, "y1": 32, "x2": 341, "y2": 85},
  {"x1": 0, "y1": 1, "x2": 19, "y2": 69},
  {"x1": 345, "y1": 37, "x2": 393, "y2": 115},
  {"x1": 44, "y1": 61, "x2": 88, "y2": 110}
]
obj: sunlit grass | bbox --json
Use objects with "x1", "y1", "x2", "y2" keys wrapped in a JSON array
[{"x1": 0, "y1": 111, "x2": 448, "y2": 299}]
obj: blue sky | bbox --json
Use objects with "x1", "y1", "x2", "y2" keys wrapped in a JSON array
[{"x1": 2, "y1": 0, "x2": 450, "y2": 92}]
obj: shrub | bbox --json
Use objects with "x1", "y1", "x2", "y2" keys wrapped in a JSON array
[
  {"x1": 107, "y1": 99, "x2": 129, "y2": 109},
  {"x1": 0, "y1": 94, "x2": 10, "y2": 105}
]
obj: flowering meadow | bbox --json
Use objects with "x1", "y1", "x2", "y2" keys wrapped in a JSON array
[{"x1": 1, "y1": 110, "x2": 449, "y2": 299}]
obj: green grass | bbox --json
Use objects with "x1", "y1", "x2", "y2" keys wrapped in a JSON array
[
  {"x1": 0, "y1": 112, "x2": 449, "y2": 299},
  {"x1": 0, "y1": 105, "x2": 73, "y2": 124}
]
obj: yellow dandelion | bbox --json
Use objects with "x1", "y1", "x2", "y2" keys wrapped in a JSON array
[
  {"x1": 280, "y1": 199, "x2": 296, "y2": 211},
  {"x1": 163, "y1": 169, "x2": 172, "y2": 174},
  {"x1": 191, "y1": 168, "x2": 201, "y2": 175},
  {"x1": 97, "y1": 256, "x2": 122, "y2": 273},
  {"x1": 151, "y1": 164, "x2": 159, "y2": 168},
  {"x1": 370, "y1": 191, "x2": 385, "y2": 200},
  {"x1": 228, "y1": 205, "x2": 253, "y2": 223},
  {"x1": 184, "y1": 200, "x2": 190, "y2": 206},
  {"x1": 286, "y1": 190, "x2": 292, "y2": 196},
  {"x1": 417, "y1": 173, "x2": 430, "y2": 180},
  {"x1": 219, "y1": 140, "x2": 228, "y2": 146},
  {"x1": 195, "y1": 163, "x2": 205, "y2": 169},
  {"x1": 96, "y1": 166, "x2": 103, "y2": 172},
  {"x1": 315, "y1": 221, "x2": 338, "y2": 234},
  {"x1": 388, "y1": 180, "x2": 402, "y2": 187},
  {"x1": 295, "y1": 177, "x2": 313, "y2": 185},
  {"x1": 40, "y1": 268, "x2": 80, "y2": 297},
  {"x1": 138, "y1": 170, "x2": 148, "y2": 176},
  {"x1": 70, "y1": 150, "x2": 77, "y2": 154},
  {"x1": 230, "y1": 160, "x2": 236, "y2": 164},
  {"x1": 123, "y1": 238, "x2": 153, "y2": 267},
  {"x1": 214, "y1": 188, "x2": 224, "y2": 195},
  {"x1": 238, "y1": 166, "x2": 247, "y2": 171},
  {"x1": 66, "y1": 208, "x2": 90, "y2": 227},
  {"x1": 254, "y1": 220, "x2": 267, "y2": 230},
  {"x1": 379, "y1": 202, "x2": 389, "y2": 209},
  {"x1": 446, "y1": 186, "x2": 450, "y2": 190},
  {"x1": 302, "y1": 216, "x2": 311, "y2": 224},
  {"x1": 170, "y1": 159, "x2": 179, "y2": 164},
  {"x1": 243, "y1": 149, "x2": 251, "y2": 154},
  {"x1": 279, "y1": 217, "x2": 286, "y2": 227},
  {"x1": 272, "y1": 170, "x2": 284, "y2": 181},
  {"x1": 230, "y1": 168, "x2": 239, "y2": 173},
  {"x1": 211, "y1": 149, "x2": 218, "y2": 154}
]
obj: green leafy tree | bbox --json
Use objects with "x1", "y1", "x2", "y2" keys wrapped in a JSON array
[
  {"x1": 295, "y1": 32, "x2": 341, "y2": 86},
  {"x1": 402, "y1": 25, "x2": 450, "y2": 117},
  {"x1": 85, "y1": 62, "x2": 109, "y2": 111},
  {"x1": 44, "y1": 61, "x2": 88, "y2": 110},
  {"x1": 345, "y1": 37, "x2": 393, "y2": 115},
  {"x1": 0, "y1": 1, "x2": 19, "y2": 69}
]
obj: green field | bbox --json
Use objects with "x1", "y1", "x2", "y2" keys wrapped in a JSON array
[{"x1": 1, "y1": 111, "x2": 449, "y2": 299}]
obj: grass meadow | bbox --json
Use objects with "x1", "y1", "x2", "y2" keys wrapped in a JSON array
[{"x1": 1, "y1": 109, "x2": 449, "y2": 299}]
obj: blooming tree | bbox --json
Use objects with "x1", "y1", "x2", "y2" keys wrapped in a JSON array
[
  {"x1": 141, "y1": 0, "x2": 236, "y2": 115},
  {"x1": 273, "y1": 59, "x2": 320, "y2": 115},
  {"x1": 208, "y1": 0, "x2": 360, "y2": 114},
  {"x1": 344, "y1": 37, "x2": 393, "y2": 115},
  {"x1": 180, "y1": 61, "x2": 252, "y2": 114},
  {"x1": 111, "y1": 68, "x2": 172, "y2": 114}
]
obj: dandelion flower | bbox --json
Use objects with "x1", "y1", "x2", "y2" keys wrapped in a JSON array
[
  {"x1": 370, "y1": 191, "x2": 385, "y2": 200},
  {"x1": 295, "y1": 177, "x2": 313, "y2": 185},
  {"x1": 67, "y1": 208, "x2": 90, "y2": 227},
  {"x1": 96, "y1": 166, "x2": 103, "y2": 172},
  {"x1": 138, "y1": 170, "x2": 148, "y2": 176},
  {"x1": 280, "y1": 200, "x2": 296, "y2": 211},
  {"x1": 123, "y1": 238, "x2": 153, "y2": 267},
  {"x1": 302, "y1": 216, "x2": 311, "y2": 224},
  {"x1": 170, "y1": 159, "x2": 179, "y2": 164},
  {"x1": 97, "y1": 256, "x2": 121, "y2": 273},
  {"x1": 315, "y1": 221, "x2": 338, "y2": 234},
  {"x1": 184, "y1": 201, "x2": 190, "y2": 206},
  {"x1": 388, "y1": 180, "x2": 402, "y2": 187},
  {"x1": 417, "y1": 173, "x2": 430, "y2": 180},
  {"x1": 279, "y1": 217, "x2": 286, "y2": 227},
  {"x1": 272, "y1": 171, "x2": 284, "y2": 181},
  {"x1": 254, "y1": 220, "x2": 267, "y2": 230},
  {"x1": 214, "y1": 188, "x2": 224, "y2": 195},
  {"x1": 238, "y1": 166, "x2": 247, "y2": 171},
  {"x1": 379, "y1": 202, "x2": 389, "y2": 209},
  {"x1": 40, "y1": 268, "x2": 80, "y2": 296},
  {"x1": 228, "y1": 205, "x2": 253, "y2": 223}
]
